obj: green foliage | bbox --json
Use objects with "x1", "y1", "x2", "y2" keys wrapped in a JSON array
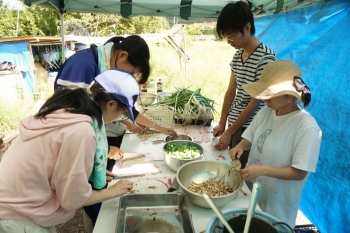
[
  {"x1": 0, "y1": 5, "x2": 170, "y2": 37},
  {"x1": 0, "y1": 5, "x2": 18, "y2": 37},
  {"x1": 185, "y1": 23, "x2": 215, "y2": 36},
  {"x1": 149, "y1": 39, "x2": 234, "y2": 120}
]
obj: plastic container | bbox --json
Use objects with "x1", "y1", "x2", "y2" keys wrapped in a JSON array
[{"x1": 147, "y1": 79, "x2": 156, "y2": 94}]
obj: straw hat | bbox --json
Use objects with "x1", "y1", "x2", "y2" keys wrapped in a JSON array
[{"x1": 242, "y1": 60, "x2": 303, "y2": 102}]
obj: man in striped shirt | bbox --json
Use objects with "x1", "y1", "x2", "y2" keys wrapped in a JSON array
[{"x1": 213, "y1": 1, "x2": 277, "y2": 168}]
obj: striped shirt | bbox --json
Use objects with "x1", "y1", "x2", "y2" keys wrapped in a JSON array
[{"x1": 228, "y1": 43, "x2": 276, "y2": 127}]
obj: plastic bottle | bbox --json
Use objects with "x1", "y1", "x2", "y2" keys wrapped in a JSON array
[
  {"x1": 157, "y1": 79, "x2": 163, "y2": 92},
  {"x1": 147, "y1": 79, "x2": 156, "y2": 93}
]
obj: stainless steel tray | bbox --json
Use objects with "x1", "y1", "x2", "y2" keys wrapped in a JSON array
[{"x1": 116, "y1": 193, "x2": 195, "y2": 233}]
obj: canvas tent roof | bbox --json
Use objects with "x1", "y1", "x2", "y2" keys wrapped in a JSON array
[{"x1": 23, "y1": 0, "x2": 326, "y2": 19}]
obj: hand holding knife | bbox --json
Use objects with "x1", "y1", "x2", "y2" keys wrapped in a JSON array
[{"x1": 167, "y1": 176, "x2": 179, "y2": 192}]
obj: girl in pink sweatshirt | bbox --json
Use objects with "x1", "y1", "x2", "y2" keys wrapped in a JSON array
[{"x1": 0, "y1": 69, "x2": 138, "y2": 232}]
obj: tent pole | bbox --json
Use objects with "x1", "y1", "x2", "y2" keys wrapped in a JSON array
[
  {"x1": 60, "y1": 13, "x2": 65, "y2": 63},
  {"x1": 183, "y1": 26, "x2": 187, "y2": 86}
]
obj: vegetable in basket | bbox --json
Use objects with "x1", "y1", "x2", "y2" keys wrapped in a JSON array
[{"x1": 152, "y1": 87, "x2": 217, "y2": 125}]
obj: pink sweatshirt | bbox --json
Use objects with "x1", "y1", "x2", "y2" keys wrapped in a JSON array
[{"x1": 0, "y1": 110, "x2": 96, "y2": 227}]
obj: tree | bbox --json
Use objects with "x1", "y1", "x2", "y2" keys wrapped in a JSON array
[{"x1": 0, "y1": 4, "x2": 170, "y2": 38}]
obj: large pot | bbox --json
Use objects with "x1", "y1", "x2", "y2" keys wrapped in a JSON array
[
  {"x1": 206, "y1": 208, "x2": 294, "y2": 233},
  {"x1": 222, "y1": 214, "x2": 278, "y2": 233},
  {"x1": 176, "y1": 160, "x2": 243, "y2": 208},
  {"x1": 163, "y1": 140, "x2": 203, "y2": 172}
]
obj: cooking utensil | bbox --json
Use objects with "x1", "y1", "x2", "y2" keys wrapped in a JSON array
[
  {"x1": 177, "y1": 160, "x2": 243, "y2": 208},
  {"x1": 139, "y1": 129, "x2": 160, "y2": 135},
  {"x1": 164, "y1": 140, "x2": 203, "y2": 172},
  {"x1": 212, "y1": 134, "x2": 219, "y2": 147},
  {"x1": 153, "y1": 134, "x2": 193, "y2": 144},
  {"x1": 167, "y1": 176, "x2": 179, "y2": 192},
  {"x1": 206, "y1": 208, "x2": 294, "y2": 233},
  {"x1": 136, "y1": 92, "x2": 157, "y2": 106},
  {"x1": 243, "y1": 182, "x2": 261, "y2": 233},
  {"x1": 121, "y1": 152, "x2": 145, "y2": 160},
  {"x1": 116, "y1": 193, "x2": 195, "y2": 233},
  {"x1": 203, "y1": 191, "x2": 235, "y2": 233},
  {"x1": 113, "y1": 174, "x2": 144, "y2": 180}
]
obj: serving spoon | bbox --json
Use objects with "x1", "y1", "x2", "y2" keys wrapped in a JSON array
[
  {"x1": 203, "y1": 191, "x2": 235, "y2": 233},
  {"x1": 243, "y1": 182, "x2": 261, "y2": 233}
]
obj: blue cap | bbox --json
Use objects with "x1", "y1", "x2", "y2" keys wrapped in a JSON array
[{"x1": 95, "y1": 69, "x2": 139, "y2": 123}]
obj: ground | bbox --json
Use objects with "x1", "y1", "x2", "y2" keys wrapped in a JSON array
[{"x1": 55, "y1": 208, "x2": 88, "y2": 233}]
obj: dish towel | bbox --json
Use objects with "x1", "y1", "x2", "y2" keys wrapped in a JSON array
[{"x1": 89, "y1": 117, "x2": 108, "y2": 189}]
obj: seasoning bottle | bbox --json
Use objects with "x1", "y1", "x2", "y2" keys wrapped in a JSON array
[
  {"x1": 141, "y1": 83, "x2": 148, "y2": 92},
  {"x1": 157, "y1": 79, "x2": 163, "y2": 92}
]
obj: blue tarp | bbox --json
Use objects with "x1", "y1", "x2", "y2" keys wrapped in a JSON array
[
  {"x1": 0, "y1": 42, "x2": 35, "y2": 93},
  {"x1": 255, "y1": 0, "x2": 350, "y2": 232}
]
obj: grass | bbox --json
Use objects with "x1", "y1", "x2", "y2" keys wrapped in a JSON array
[
  {"x1": 0, "y1": 38, "x2": 235, "y2": 133},
  {"x1": 149, "y1": 38, "x2": 235, "y2": 120}
]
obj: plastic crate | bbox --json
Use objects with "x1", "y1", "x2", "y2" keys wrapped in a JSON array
[
  {"x1": 173, "y1": 115, "x2": 213, "y2": 126},
  {"x1": 142, "y1": 106, "x2": 174, "y2": 128},
  {"x1": 173, "y1": 110, "x2": 213, "y2": 126}
]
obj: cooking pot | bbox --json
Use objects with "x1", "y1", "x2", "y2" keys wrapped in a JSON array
[
  {"x1": 222, "y1": 214, "x2": 278, "y2": 233},
  {"x1": 206, "y1": 208, "x2": 294, "y2": 233}
]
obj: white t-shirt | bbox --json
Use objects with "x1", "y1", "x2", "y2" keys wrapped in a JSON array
[
  {"x1": 105, "y1": 121, "x2": 126, "y2": 137},
  {"x1": 242, "y1": 106, "x2": 322, "y2": 227}
]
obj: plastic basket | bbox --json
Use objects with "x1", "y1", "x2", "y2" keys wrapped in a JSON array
[
  {"x1": 206, "y1": 208, "x2": 294, "y2": 233},
  {"x1": 143, "y1": 106, "x2": 174, "y2": 128}
]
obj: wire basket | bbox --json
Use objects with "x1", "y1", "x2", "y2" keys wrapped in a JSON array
[
  {"x1": 206, "y1": 208, "x2": 294, "y2": 233},
  {"x1": 143, "y1": 106, "x2": 174, "y2": 128}
]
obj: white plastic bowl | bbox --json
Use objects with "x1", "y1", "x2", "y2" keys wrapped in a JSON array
[
  {"x1": 157, "y1": 92, "x2": 172, "y2": 102},
  {"x1": 137, "y1": 92, "x2": 157, "y2": 106}
]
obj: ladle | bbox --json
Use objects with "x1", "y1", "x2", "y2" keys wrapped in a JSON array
[
  {"x1": 203, "y1": 191, "x2": 235, "y2": 233},
  {"x1": 243, "y1": 182, "x2": 261, "y2": 233}
]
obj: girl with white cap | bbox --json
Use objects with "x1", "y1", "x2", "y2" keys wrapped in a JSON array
[
  {"x1": 0, "y1": 69, "x2": 139, "y2": 233},
  {"x1": 229, "y1": 60, "x2": 322, "y2": 227}
]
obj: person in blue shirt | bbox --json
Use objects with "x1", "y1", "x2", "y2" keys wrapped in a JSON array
[{"x1": 54, "y1": 35, "x2": 177, "y2": 230}]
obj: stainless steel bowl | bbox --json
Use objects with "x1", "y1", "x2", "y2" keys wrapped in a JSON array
[
  {"x1": 136, "y1": 92, "x2": 157, "y2": 106},
  {"x1": 176, "y1": 160, "x2": 243, "y2": 208},
  {"x1": 163, "y1": 140, "x2": 203, "y2": 172}
]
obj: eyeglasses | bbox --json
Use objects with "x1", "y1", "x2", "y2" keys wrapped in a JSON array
[
  {"x1": 224, "y1": 31, "x2": 239, "y2": 41},
  {"x1": 128, "y1": 70, "x2": 141, "y2": 79}
]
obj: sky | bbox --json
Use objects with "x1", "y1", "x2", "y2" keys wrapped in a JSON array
[{"x1": 1, "y1": 0, "x2": 24, "y2": 10}]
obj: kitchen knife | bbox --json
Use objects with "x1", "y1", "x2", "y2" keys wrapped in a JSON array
[
  {"x1": 167, "y1": 176, "x2": 178, "y2": 192},
  {"x1": 113, "y1": 174, "x2": 144, "y2": 180},
  {"x1": 121, "y1": 152, "x2": 145, "y2": 160},
  {"x1": 212, "y1": 134, "x2": 219, "y2": 147}
]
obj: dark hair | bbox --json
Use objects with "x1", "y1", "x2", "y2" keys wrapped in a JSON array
[
  {"x1": 35, "y1": 82, "x2": 126, "y2": 128},
  {"x1": 105, "y1": 35, "x2": 150, "y2": 84},
  {"x1": 216, "y1": 1, "x2": 255, "y2": 39}
]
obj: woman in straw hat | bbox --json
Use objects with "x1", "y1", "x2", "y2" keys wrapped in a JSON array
[
  {"x1": 0, "y1": 69, "x2": 139, "y2": 232},
  {"x1": 229, "y1": 60, "x2": 322, "y2": 227}
]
